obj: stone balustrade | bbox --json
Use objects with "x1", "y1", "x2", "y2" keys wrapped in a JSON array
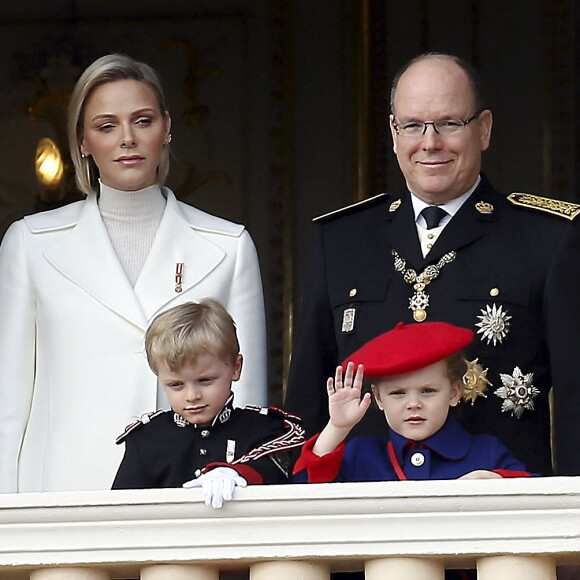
[{"x1": 1, "y1": 477, "x2": 579, "y2": 579}]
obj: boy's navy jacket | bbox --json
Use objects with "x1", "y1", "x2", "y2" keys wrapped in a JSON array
[
  {"x1": 293, "y1": 415, "x2": 531, "y2": 483},
  {"x1": 113, "y1": 396, "x2": 305, "y2": 489}
]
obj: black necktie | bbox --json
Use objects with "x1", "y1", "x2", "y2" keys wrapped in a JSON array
[{"x1": 421, "y1": 206, "x2": 448, "y2": 230}]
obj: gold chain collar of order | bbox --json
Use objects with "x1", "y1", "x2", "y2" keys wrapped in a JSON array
[{"x1": 392, "y1": 249, "x2": 457, "y2": 322}]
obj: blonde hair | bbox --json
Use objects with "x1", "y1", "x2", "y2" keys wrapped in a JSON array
[
  {"x1": 444, "y1": 351, "x2": 468, "y2": 384},
  {"x1": 67, "y1": 53, "x2": 170, "y2": 195},
  {"x1": 145, "y1": 300, "x2": 240, "y2": 374}
]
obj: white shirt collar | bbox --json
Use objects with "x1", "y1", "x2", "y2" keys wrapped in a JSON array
[{"x1": 411, "y1": 175, "x2": 481, "y2": 227}]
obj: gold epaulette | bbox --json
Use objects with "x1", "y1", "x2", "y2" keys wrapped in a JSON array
[
  {"x1": 508, "y1": 193, "x2": 580, "y2": 221},
  {"x1": 313, "y1": 193, "x2": 387, "y2": 222}
]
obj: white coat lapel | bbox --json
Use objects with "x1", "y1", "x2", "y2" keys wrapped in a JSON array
[
  {"x1": 43, "y1": 195, "x2": 148, "y2": 330},
  {"x1": 134, "y1": 192, "x2": 226, "y2": 320}
]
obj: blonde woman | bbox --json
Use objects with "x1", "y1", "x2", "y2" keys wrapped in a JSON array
[{"x1": 0, "y1": 54, "x2": 266, "y2": 493}]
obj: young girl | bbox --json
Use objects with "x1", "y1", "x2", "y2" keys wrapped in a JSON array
[{"x1": 294, "y1": 321, "x2": 532, "y2": 483}]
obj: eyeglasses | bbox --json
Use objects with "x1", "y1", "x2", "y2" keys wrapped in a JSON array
[{"x1": 392, "y1": 111, "x2": 482, "y2": 138}]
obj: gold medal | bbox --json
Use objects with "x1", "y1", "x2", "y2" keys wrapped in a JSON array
[
  {"x1": 413, "y1": 309, "x2": 426, "y2": 322},
  {"x1": 461, "y1": 358, "x2": 491, "y2": 404}
]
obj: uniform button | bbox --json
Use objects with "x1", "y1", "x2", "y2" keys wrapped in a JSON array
[
  {"x1": 410, "y1": 452, "x2": 425, "y2": 467},
  {"x1": 349, "y1": 288, "x2": 357, "y2": 297},
  {"x1": 427, "y1": 233, "x2": 434, "y2": 240},
  {"x1": 201, "y1": 430, "x2": 210, "y2": 438},
  {"x1": 427, "y1": 243, "x2": 433, "y2": 249},
  {"x1": 490, "y1": 288, "x2": 499, "y2": 297},
  {"x1": 194, "y1": 469, "x2": 202, "y2": 477},
  {"x1": 199, "y1": 448, "x2": 207, "y2": 456}
]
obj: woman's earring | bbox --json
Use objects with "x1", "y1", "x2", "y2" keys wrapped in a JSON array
[{"x1": 164, "y1": 134, "x2": 172, "y2": 145}]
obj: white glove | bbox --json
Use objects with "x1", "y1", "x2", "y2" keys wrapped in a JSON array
[{"x1": 183, "y1": 466, "x2": 248, "y2": 509}]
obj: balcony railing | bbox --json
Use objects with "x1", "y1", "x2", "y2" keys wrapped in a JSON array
[{"x1": 1, "y1": 477, "x2": 580, "y2": 579}]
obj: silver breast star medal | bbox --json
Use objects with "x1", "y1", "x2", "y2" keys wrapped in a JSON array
[
  {"x1": 494, "y1": 366, "x2": 539, "y2": 418},
  {"x1": 392, "y1": 249, "x2": 457, "y2": 322},
  {"x1": 476, "y1": 303, "x2": 511, "y2": 345}
]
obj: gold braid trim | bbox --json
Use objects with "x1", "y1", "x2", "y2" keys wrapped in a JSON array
[{"x1": 508, "y1": 193, "x2": 580, "y2": 221}]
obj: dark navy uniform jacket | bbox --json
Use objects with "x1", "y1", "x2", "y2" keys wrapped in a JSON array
[
  {"x1": 293, "y1": 415, "x2": 531, "y2": 483},
  {"x1": 285, "y1": 177, "x2": 578, "y2": 475},
  {"x1": 112, "y1": 397, "x2": 305, "y2": 489}
]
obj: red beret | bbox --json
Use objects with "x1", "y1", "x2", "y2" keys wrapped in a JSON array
[{"x1": 342, "y1": 322, "x2": 473, "y2": 378}]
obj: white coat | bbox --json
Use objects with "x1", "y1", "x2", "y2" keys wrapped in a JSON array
[{"x1": 0, "y1": 189, "x2": 267, "y2": 492}]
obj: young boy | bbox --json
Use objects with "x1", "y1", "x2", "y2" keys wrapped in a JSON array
[
  {"x1": 113, "y1": 299, "x2": 305, "y2": 507},
  {"x1": 294, "y1": 321, "x2": 532, "y2": 483}
]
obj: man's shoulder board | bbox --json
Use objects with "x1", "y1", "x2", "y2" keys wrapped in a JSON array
[
  {"x1": 508, "y1": 192, "x2": 580, "y2": 221},
  {"x1": 313, "y1": 193, "x2": 388, "y2": 223},
  {"x1": 116, "y1": 410, "x2": 165, "y2": 444}
]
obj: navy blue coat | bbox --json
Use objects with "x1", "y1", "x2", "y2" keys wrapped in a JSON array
[
  {"x1": 285, "y1": 177, "x2": 577, "y2": 475},
  {"x1": 294, "y1": 415, "x2": 530, "y2": 483}
]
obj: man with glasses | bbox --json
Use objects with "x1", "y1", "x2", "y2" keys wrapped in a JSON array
[{"x1": 285, "y1": 52, "x2": 580, "y2": 477}]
